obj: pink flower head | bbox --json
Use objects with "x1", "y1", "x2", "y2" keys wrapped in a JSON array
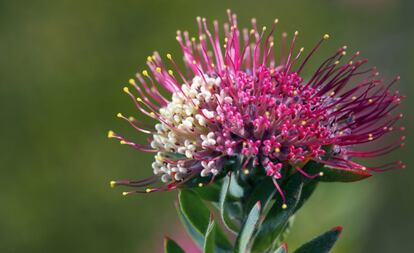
[{"x1": 109, "y1": 10, "x2": 405, "y2": 200}]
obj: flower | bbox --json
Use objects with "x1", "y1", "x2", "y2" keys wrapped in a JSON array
[{"x1": 109, "y1": 10, "x2": 405, "y2": 201}]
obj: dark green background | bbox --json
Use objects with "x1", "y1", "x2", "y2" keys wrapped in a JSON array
[{"x1": 1, "y1": 0, "x2": 413, "y2": 252}]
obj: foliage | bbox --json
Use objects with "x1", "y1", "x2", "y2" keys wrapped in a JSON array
[{"x1": 164, "y1": 159, "x2": 366, "y2": 253}]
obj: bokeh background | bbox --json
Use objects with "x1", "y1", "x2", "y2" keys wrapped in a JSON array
[{"x1": 1, "y1": 0, "x2": 413, "y2": 252}]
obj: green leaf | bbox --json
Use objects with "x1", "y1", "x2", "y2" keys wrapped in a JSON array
[
  {"x1": 293, "y1": 180, "x2": 318, "y2": 213},
  {"x1": 181, "y1": 175, "x2": 215, "y2": 189},
  {"x1": 273, "y1": 243, "x2": 288, "y2": 253},
  {"x1": 176, "y1": 203, "x2": 204, "y2": 248},
  {"x1": 177, "y1": 190, "x2": 232, "y2": 253},
  {"x1": 229, "y1": 172, "x2": 245, "y2": 198},
  {"x1": 278, "y1": 216, "x2": 295, "y2": 244},
  {"x1": 164, "y1": 237, "x2": 186, "y2": 253},
  {"x1": 319, "y1": 166, "x2": 371, "y2": 182},
  {"x1": 193, "y1": 181, "x2": 222, "y2": 202},
  {"x1": 214, "y1": 225, "x2": 233, "y2": 252},
  {"x1": 235, "y1": 201, "x2": 262, "y2": 253},
  {"x1": 304, "y1": 160, "x2": 371, "y2": 182},
  {"x1": 181, "y1": 166, "x2": 229, "y2": 188},
  {"x1": 244, "y1": 176, "x2": 276, "y2": 215},
  {"x1": 203, "y1": 215, "x2": 216, "y2": 253},
  {"x1": 251, "y1": 174, "x2": 304, "y2": 253},
  {"x1": 293, "y1": 226, "x2": 342, "y2": 253},
  {"x1": 289, "y1": 161, "x2": 323, "y2": 213},
  {"x1": 178, "y1": 190, "x2": 210, "y2": 235},
  {"x1": 219, "y1": 175, "x2": 240, "y2": 233}
]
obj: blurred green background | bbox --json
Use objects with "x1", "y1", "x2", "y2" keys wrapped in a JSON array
[{"x1": 1, "y1": 0, "x2": 413, "y2": 252}]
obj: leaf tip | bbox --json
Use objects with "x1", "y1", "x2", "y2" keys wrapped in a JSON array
[
  {"x1": 332, "y1": 226, "x2": 343, "y2": 234},
  {"x1": 357, "y1": 170, "x2": 373, "y2": 178},
  {"x1": 163, "y1": 236, "x2": 169, "y2": 248}
]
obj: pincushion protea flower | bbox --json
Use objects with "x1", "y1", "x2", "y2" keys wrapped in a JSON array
[{"x1": 108, "y1": 10, "x2": 405, "y2": 204}]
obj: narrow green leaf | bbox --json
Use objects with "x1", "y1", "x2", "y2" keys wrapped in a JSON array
[
  {"x1": 164, "y1": 237, "x2": 186, "y2": 253},
  {"x1": 179, "y1": 190, "x2": 210, "y2": 235},
  {"x1": 251, "y1": 174, "x2": 304, "y2": 253},
  {"x1": 293, "y1": 226, "x2": 343, "y2": 253},
  {"x1": 288, "y1": 161, "x2": 323, "y2": 214},
  {"x1": 235, "y1": 202, "x2": 262, "y2": 253},
  {"x1": 244, "y1": 176, "x2": 276, "y2": 215},
  {"x1": 176, "y1": 204, "x2": 204, "y2": 248},
  {"x1": 318, "y1": 166, "x2": 372, "y2": 182},
  {"x1": 203, "y1": 215, "x2": 216, "y2": 253},
  {"x1": 177, "y1": 190, "x2": 232, "y2": 253},
  {"x1": 278, "y1": 215, "x2": 295, "y2": 244},
  {"x1": 219, "y1": 176, "x2": 240, "y2": 233},
  {"x1": 193, "y1": 182, "x2": 222, "y2": 202},
  {"x1": 273, "y1": 243, "x2": 288, "y2": 253},
  {"x1": 293, "y1": 180, "x2": 318, "y2": 213},
  {"x1": 214, "y1": 226, "x2": 233, "y2": 252},
  {"x1": 229, "y1": 172, "x2": 245, "y2": 198},
  {"x1": 304, "y1": 160, "x2": 371, "y2": 182}
]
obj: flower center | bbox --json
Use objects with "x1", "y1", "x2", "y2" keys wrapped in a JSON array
[{"x1": 151, "y1": 68, "x2": 340, "y2": 182}]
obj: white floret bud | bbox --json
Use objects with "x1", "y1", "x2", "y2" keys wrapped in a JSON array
[
  {"x1": 174, "y1": 173, "x2": 184, "y2": 181},
  {"x1": 201, "y1": 132, "x2": 216, "y2": 147},
  {"x1": 150, "y1": 140, "x2": 158, "y2": 149},
  {"x1": 177, "y1": 146, "x2": 186, "y2": 154},
  {"x1": 202, "y1": 109, "x2": 215, "y2": 119},
  {"x1": 173, "y1": 115, "x2": 181, "y2": 124},
  {"x1": 224, "y1": 96, "x2": 233, "y2": 103},
  {"x1": 182, "y1": 84, "x2": 191, "y2": 95},
  {"x1": 184, "y1": 105, "x2": 195, "y2": 116},
  {"x1": 195, "y1": 114, "x2": 207, "y2": 126},
  {"x1": 155, "y1": 123, "x2": 165, "y2": 132},
  {"x1": 182, "y1": 117, "x2": 194, "y2": 128},
  {"x1": 200, "y1": 168, "x2": 210, "y2": 177},
  {"x1": 185, "y1": 150, "x2": 193, "y2": 158},
  {"x1": 161, "y1": 174, "x2": 171, "y2": 183},
  {"x1": 178, "y1": 165, "x2": 187, "y2": 173}
]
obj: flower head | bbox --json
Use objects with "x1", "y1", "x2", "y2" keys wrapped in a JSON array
[{"x1": 109, "y1": 10, "x2": 405, "y2": 200}]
